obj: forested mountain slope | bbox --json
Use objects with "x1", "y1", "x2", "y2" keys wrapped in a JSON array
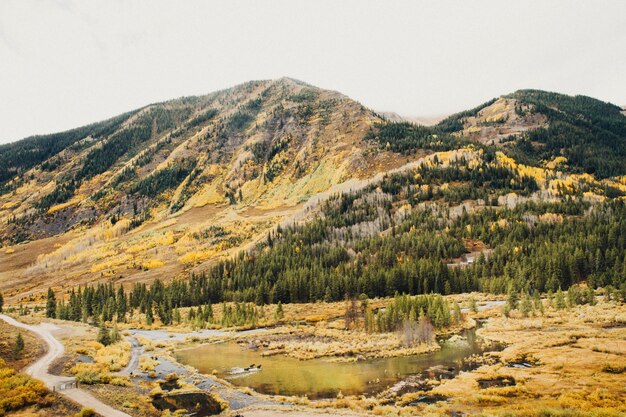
[
  {"x1": 46, "y1": 145, "x2": 626, "y2": 328},
  {"x1": 178, "y1": 148, "x2": 626, "y2": 305},
  {"x1": 2, "y1": 82, "x2": 625, "y2": 303},
  {"x1": 1, "y1": 78, "x2": 409, "y2": 299},
  {"x1": 437, "y1": 90, "x2": 626, "y2": 178}
]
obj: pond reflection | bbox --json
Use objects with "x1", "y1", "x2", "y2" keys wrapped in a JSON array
[{"x1": 177, "y1": 328, "x2": 498, "y2": 399}]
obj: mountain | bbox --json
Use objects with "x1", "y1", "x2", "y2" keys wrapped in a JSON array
[
  {"x1": 437, "y1": 90, "x2": 626, "y2": 178},
  {"x1": 0, "y1": 78, "x2": 416, "y2": 298},
  {"x1": 1, "y1": 82, "x2": 625, "y2": 302}
]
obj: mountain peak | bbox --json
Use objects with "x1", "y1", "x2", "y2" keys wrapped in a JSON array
[
  {"x1": 0, "y1": 78, "x2": 399, "y2": 294},
  {"x1": 273, "y1": 76, "x2": 312, "y2": 87}
]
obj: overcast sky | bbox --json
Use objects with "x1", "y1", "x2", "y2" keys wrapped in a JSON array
[{"x1": 1, "y1": 0, "x2": 625, "y2": 144}]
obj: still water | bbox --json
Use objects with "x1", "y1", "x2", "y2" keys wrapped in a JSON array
[{"x1": 176, "y1": 328, "x2": 496, "y2": 398}]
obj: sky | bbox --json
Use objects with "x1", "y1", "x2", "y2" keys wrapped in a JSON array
[{"x1": 1, "y1": 0, "x2": 625, "y2": 144}]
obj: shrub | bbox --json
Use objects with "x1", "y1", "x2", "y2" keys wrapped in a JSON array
[
  {"x1": 602, "y1": 363, "x2": 626, "y2": 374},
  {"x1": 149, "y1": 386, "x2": 164, "y2": 398},
  {"x1": 165, "y1": 372, "x2": 178, "y2": 382},
  {"x1": 0, "y1": 359, "x2": 49, "y2": 414},
  {"x1": 73, "y1": 366, "x2": 110, "y2": 385},
  {"x1": 76, "y1": 407, "x2": 96, "y2": 417},
  {"x1": 109, "y1": 376, "x2": 131, "y2": 386}
]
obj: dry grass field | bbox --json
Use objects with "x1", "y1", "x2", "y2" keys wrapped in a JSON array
[{"x1": 410, "y1": 300, "x2": 626, "y2": 417}]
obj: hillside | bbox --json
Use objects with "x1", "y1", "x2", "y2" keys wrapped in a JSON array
[
  {"x1": 437, "y1": 90, "x2": 626, "y2": 178},
  {"x1": 2, "y1": 83, "x2": 626, "y2": 303},
  {"x1": 1, "y1": 78, "x2": 416, "y2": 300},
  {"x1": 160, "y1": 146, "x2": 626, "y2": 305}
]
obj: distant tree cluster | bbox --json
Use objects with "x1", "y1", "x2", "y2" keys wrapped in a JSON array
[
  {"x1": 365, "y1": 122, "x2": 469, "y2": 155},
  {"x1": 44, "y1": 281, "x2": 262, "y2": 330},
  {"x1": 130, "y1": 160, "x2": 194, "y2": 199},
  {"x1": 0, "y1": 111, "x2": 134, "y2": 192},
  {"x1": 48, "y1": 283, "x2": 128, "y2": 324},
  {"x1": 436, "y1": 98, "x2": 498, "y2": 133},
  {"x1": 364, "y1": 294, "x2": 452, "y2": 335}
]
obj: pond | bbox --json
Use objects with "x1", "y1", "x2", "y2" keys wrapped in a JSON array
[{"x1": 176, "y1": 327, "x2": 500, "y2": 399}]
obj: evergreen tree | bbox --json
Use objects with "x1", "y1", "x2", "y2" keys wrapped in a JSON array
[
  {"x1": 520, "y1": 294, "x2": 533, "y2": 317},
  {"x1": 470, "y1": 297, "x2": 478, "y2": 313},
  {"x1": 206, "y1": 304, "x2": 214, "y2": 322},
  {"x1": 187, "y1": 307, "x2": 196, "y2": 322},
  {"x1": 555, "y1": 288, "x2": 567, "y2": 310},
  {"x1": 14, "y1": 332, "x2": 24, "y2": 357},
  {"x1": 453, "y1": 302, "x2": 462, "y2": 323},
  {"x1": 97, "y1": 323, "x2": 111, "y2": 346},
  {"x1": 157, "y1": 299, "x2": 172, "y2": 325},
  {"x1": 274, "y1": 301, "x2": 284, "y2": 321},
  {"x1": 546, "y1": 290, "x2": 554, "y2": 308},
  {"x1": 110, "y1": 323, "x2": 121, "y2": 344},
  {"x1": 46, "y1": 288, "x2": 56, "y2": 318},
  {"x1": 586, "y1": 287, "x2": 597, "y2": 306},
  {"x1": 146, "y1": 305, "x2": 154, "y2": 326},
  {"x1": 532, "y1": 290, "x2": 544, "y2": 315},
  {"x1": 116, "y1": 287, "x2": 127, "y2": 322},
  {"x1": 507, "y1": 286, "x2": 519, "y2": 310},
  {"x1": 323, "y1": 288, "x2": 332, "y2": 303},
  {"x1": 81, "y1": 304, "x2": 90, "y2": 323}
]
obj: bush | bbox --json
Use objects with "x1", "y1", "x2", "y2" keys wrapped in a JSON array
[
  {"x1": 76, "y1": 407, "x2": 96, "y2": 417},
  {"x1": 602, "y1": 363, "x2": 626, "y2": 374},
  {"x1": 0, "y1": 359, "x2": 49, "y2": 414},
  {"x1": 149, "y1": 386, "x2": 164, "y2": 398},
  {"x1": 109, "y1": 376, "x2": 131, "y2": 386},
  {"x1": 165, "y1": 372, "x2": 178, "y2": 382},
  {"x1": 74, "y1": 367, "x2": 109, "y2": 385}
]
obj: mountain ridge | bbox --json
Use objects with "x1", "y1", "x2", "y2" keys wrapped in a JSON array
[
  {"x1": 2, "y1": 80, "x2": 626, "y2": 301},
  {"x1": 0, "y1": 78, "x2": 407, "y2": 299}
]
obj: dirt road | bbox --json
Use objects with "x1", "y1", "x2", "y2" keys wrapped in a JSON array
[
  {"x1": 0, "y1": 314, "x2": 132, "y2": 417},
  {"x1": 117, "y1": 335, "x2": 142, "y2": 376}
]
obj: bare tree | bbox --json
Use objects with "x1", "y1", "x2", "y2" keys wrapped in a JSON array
[
  {"x1": 399, "y1": 310, "x2": 434, "y2": 347},
  {"x1": 417, "y1": 312, "x2": 434, "y2": 344},
  {"x1": 344, "y1": 295, "x2": 359, "y2": 330}
]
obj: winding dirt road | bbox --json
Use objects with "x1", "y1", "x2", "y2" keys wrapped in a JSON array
[
  {"x1": 0, "y1": 314, "x2": 132, "y2": 417},
  {"x1": 117, "y1": 336, "x2": 142, "y2": 376}
]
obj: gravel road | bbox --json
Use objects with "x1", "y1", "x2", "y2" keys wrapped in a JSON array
[
  {"x1": 117, "y1": 336, "x2": 142, "y2": 376},
  {"x1": 0, "y1": 314, "x2": 132, "y2": 417}
]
